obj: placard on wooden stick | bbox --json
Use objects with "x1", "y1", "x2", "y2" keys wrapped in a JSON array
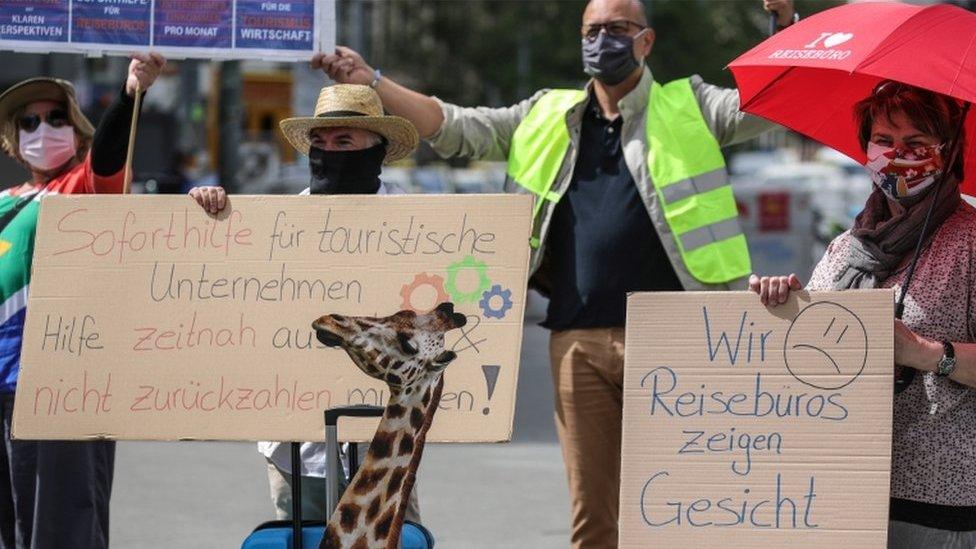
[
  {"x1": 13, "y1": 194, "x2": 531, "y2": 442},
  {"x1": 620, "y1": 291, "x2": 893, "y2": 548}
]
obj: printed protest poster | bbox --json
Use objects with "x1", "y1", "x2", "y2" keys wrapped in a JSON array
[
  {"x1": 620, "y1": 291, "x2": 893, "y2": 548},
  {"x1": 0, "y1": 0, "x2": 334, "y2": 60},
  {"x1": 13, "y1": 194, "x2": 531, "y2": 442}
]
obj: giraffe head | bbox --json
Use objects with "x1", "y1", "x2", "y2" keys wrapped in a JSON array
[{"x1": 312, "y1": 302, "x2": 467, "y2": 390}]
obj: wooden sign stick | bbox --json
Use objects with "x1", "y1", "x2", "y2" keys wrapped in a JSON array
[{"x1": 122, "y1": 81, "x2": 142, "y2": 195}]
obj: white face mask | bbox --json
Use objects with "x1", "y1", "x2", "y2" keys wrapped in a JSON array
[{"x1": 18, "y1": 122, "x2": 77, "y2": 172}]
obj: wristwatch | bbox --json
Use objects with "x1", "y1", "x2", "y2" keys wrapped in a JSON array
[
  {"x1": 936, "y1": 341, "x2": 956, "y2": 377},
  {"x1": 369, "y1": 69, "x2": 382, "y2": 89}
]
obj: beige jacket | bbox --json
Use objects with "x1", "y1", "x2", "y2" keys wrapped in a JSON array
[{"x1": 427, "y1": 67, "x2": 775, "y2": 292}]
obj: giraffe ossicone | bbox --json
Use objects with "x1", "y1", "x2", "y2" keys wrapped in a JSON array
[{"x1": 312, "y1": 302, "x2": 466, "y2": 549}]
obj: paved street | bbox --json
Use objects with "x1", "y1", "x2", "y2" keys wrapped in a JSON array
[{"x1": 112, "y1": 300, "x2": 570, "y2": 548}]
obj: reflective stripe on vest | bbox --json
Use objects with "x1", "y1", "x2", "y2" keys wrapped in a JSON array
[
  {"x1": 645, "y1": 79, "x2": 751, "y2": 283},
  {"x1": 506, "y1": 79, "x2": 751, "y2": 284}
]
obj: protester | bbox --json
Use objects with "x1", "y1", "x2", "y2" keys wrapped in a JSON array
[
  {"x1": 750, "y1": 81, "x2": 976, "y2": 548},
  {"x1": 316, "y1": 0, "x2": 796, "y2": 545},
  {"x1": 0, "y1": 53, "x2": 165, "y2": 549},
  {"x1": 188, "y1": 84, "x2": 423, "y2": 523}
]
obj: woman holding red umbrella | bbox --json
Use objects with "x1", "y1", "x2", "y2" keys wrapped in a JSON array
[
  {"x1": 753, "y1": 81, "x2": 976, "y2": 546},
  {"x1": 731, "y1": 3, "x2": 976, "y2": 544},
  {"x1": 755, "y1": 80, "x2": 976, "y2": 546}
]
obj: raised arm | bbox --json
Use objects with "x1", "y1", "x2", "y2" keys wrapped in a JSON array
[
  {"x1": 693, "y1": 0, "x2": 796, "y2": 147},
  {"x1": 314, "y1": 48, "x2": 443, "y2": 138},
  {"x1": 692, "y1": 76, "x2": 780, "y2": 148},
  {"x1": 90, "y1": 53, "x2": 165, "y2": 192},
  {"x1": 315, "y1": 47, "x2": 539, "y2": 162}
]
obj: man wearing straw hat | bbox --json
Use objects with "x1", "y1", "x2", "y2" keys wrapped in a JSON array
[
  {"x1": 189, "y1": 83, "x2": 423, "y2": 522},
  {"x1": 191, "y1": 83, "x2": 417, "y2": 212},
  {"x1": 0, "y1": 53, "x2": 165, "y2": 548}
]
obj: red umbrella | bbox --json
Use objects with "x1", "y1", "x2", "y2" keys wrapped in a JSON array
[{"x1": 728, "y1": 1, "x2": 976, "y2": 195}]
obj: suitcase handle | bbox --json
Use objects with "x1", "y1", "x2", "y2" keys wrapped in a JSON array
[
  {"x1": 290, "y1": 442, "x2": 302, "y2": 549},
  {"x1": 324, "y1": 405, "x2": 384, "y2": 518},
  {"x1": 324, "y1": 404, "x2": 384, "y2": 426}
]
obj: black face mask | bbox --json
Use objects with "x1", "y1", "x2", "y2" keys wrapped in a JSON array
[
  {"x1": 308, "y1": 141, "x2": 386, "y2": 195},
  {"x1": 581, "y1": 32, "x2": 642, "y2": 86}
]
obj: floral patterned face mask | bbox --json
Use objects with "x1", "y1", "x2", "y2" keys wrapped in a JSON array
[{"x1": 865, "y1": 142, "x2": 945, "y2": 200}]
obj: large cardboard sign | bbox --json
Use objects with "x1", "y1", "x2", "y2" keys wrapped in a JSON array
[
  {"x1": 13, "y1": 194, "x2": 531, "y2": 442},
  {"x1": 621, "y1": 291, "x2": 893, "y2": 548},
  {"x1": 0, "y1": 0, "x2": 335, "y2": 60}
]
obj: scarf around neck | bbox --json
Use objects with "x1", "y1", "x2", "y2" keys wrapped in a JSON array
[{"x1": 834, "y1": 179, "x2": 960, "y2": 290}]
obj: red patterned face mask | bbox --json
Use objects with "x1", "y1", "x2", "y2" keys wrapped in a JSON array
[{"x1": 865, "y1": 142, "x2": 945, "y2": 200}]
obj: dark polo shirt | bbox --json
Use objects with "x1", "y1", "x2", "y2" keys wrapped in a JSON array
[{"x1": 542, "y1": 98, "x2": 683, "y2": 330}]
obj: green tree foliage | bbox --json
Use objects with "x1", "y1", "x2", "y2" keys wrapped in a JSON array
[
  {"x1": 648, "y1": 0, "x2": 842, "y2": 86},
  {"x1": 347, "y1": 0, "x2": 841, "y2": 107},
  {"x1": 356, "y1": 0, "x2": 585, "y2": 106}
]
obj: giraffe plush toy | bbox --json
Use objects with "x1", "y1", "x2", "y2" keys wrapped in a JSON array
[{"x1": 312, "y1": 302, "x2": 467, "y2": 549}]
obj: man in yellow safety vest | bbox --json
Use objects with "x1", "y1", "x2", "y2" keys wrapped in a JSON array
[{"x1": 319, "y1": 0, "x2": 796, "y2": 546}]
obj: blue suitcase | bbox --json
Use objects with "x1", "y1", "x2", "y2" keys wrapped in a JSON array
[
  {"x1": 242, "y1": 406, "x2": 435, "y2": 549},
  {"x1": 242, "y1": 519, "x2": 434, "y2": 549}
]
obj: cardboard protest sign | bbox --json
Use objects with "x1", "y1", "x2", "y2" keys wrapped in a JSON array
[
  {"x1": 620, "y1": 291, "x2": 893, "y2": 548},
  {"x1": 13, "y1": 194, "x2": 531, "y2": 442},
  {"x1": 0, "y1": 0, "x2": 334, "y2": 60}
]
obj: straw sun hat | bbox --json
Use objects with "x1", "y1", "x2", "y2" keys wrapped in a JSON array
[
  {"x1": 280, "y1": 84, "x2": 419, "y2": 163},
  {"x1": 0, "y1": 77, "x2": 94, "y2": 159}
]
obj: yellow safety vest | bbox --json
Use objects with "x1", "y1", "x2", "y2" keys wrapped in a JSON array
[{"x1": 506, "y1": 78, "x2": 751, "y2": 285}]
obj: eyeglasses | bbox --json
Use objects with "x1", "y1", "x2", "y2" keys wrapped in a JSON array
[
  {"x1": 581, "y1": 20, "x2": 645, "y2": 42},
  {"x1": 17, "y1": 109, "x2": 69, "y2": 133}
]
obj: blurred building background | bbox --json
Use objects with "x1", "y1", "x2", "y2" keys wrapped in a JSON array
[{"x1": 1, "y1": 0, "x2": 973, "y2": 285}]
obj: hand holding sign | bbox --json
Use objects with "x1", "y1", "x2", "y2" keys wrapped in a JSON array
[
  {"x1": 763, "y1": 0, "x2": 797, "y2": 28},
  {"x1": 126, "y1": 53, "x2": 167, "y2": 98},
  {"x1": 314, "y1": 47, "x2": 375, "y2": 86},
  {"x1": 188, "y1": 186, "x2": 227, "y2": 215},
  {"x1": 122, "y1": 52, "x2": 166, "y2": 193},
  {"x1": 748, "y1": 273, "x2": 802, "y2": 306}
]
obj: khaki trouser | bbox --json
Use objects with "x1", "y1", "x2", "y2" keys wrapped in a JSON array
[{"x1": 550, "y1": 328, "x2": 626, "y2": 549}]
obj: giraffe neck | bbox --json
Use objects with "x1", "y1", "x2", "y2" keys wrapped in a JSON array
[{"x1": 320, "y1": 374, "x2": 444, "y2": 549}]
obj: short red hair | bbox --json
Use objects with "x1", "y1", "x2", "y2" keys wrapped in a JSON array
[{"x1": 854, "y1": 80, "x2": 965, "y2": 178}]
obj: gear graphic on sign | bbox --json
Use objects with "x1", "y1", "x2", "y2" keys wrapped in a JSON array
[
  {"x1": 399, "y1": 273, "x2": 449, "y2": 313},
  {"x1": 479, "y1": 284, "x2": 513, "y2": 319},
  {"x1": 445, "y1": 255, "x2": 491, "y2": 304}
]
